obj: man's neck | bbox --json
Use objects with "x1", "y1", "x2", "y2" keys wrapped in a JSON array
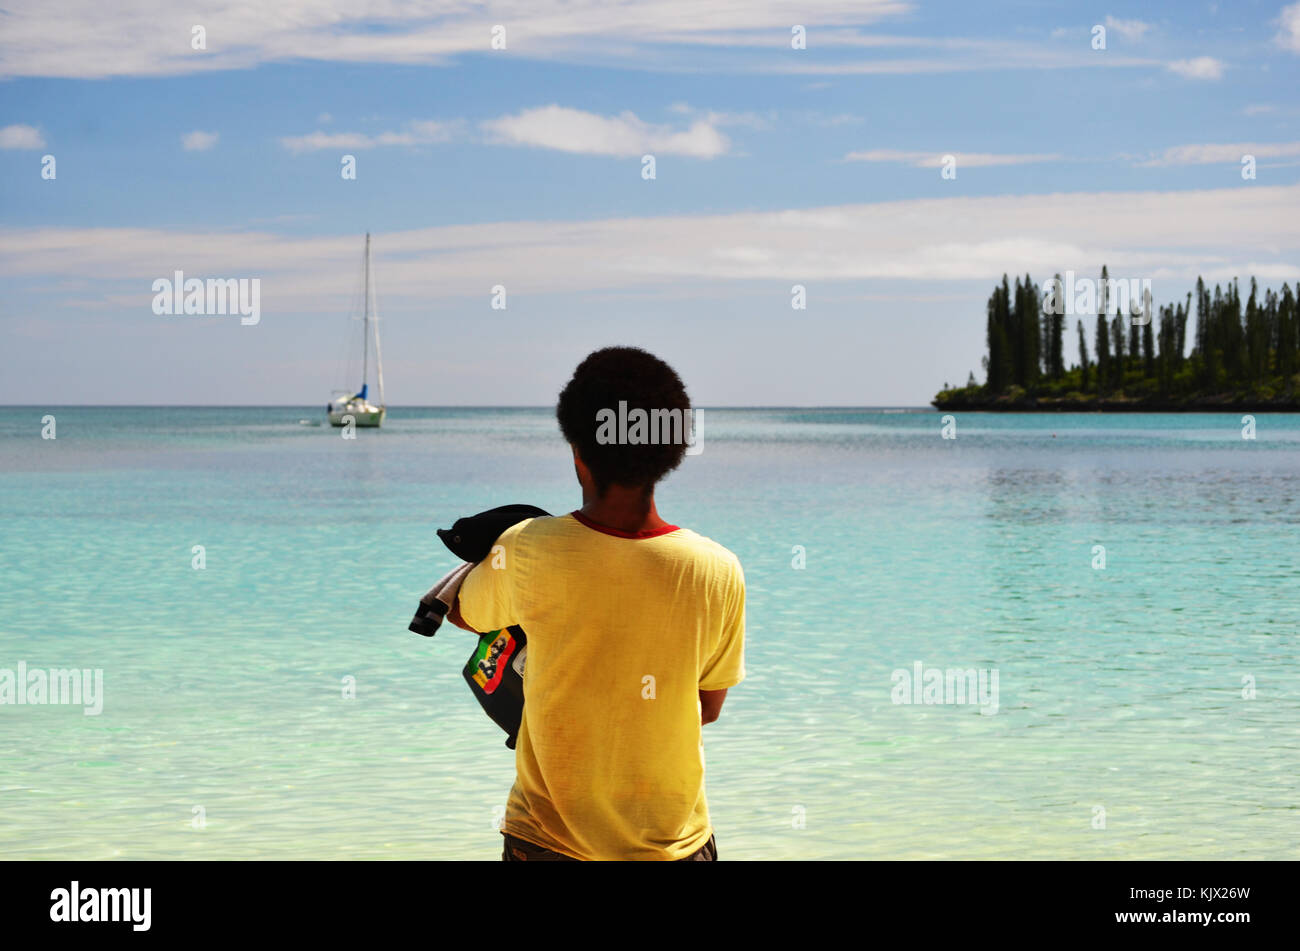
[{"x1": 579, "y1": 486, "x2": 670, "y2": 535}]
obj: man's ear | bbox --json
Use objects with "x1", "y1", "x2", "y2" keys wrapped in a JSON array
[
  {"x1": 572, "y1": 445, "x2": 604, "y2": 497},
  {"x1": 571, "y1": 444, "x2": 590, "y2": 482}
]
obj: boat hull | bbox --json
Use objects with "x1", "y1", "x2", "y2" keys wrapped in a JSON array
[{"x1": 328, "y1": 404, "x2": 385, "y2": 428}]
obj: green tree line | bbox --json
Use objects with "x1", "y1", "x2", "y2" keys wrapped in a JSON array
[{"x1": 954, "y1": 267, "x2": 1299, "y2": 403}]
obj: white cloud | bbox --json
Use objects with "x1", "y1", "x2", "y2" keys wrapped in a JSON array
[
  {"x1": 844, "y1": 149, "x2": 1060, "y2": 167},
  {"x1": 3, "y1": 184, "x2": 1296, "y2": 306},
  {"x1": 0, "y1": 0, "x2": 911, "y2": 79},
  {"x1": 280, "y1": 120, "x2": 460, "y2": 153},
  {"x1": 480, "y1": 105, "x2": 730, "y2": 158},
  {"x1": 1277, "y1": 2, "x2": 1300, "y2": 52},
  {"x1": 1138, "y1": 141, "x2": 1300, "y2": 165},
  {"x1": 1167, "y1": 56, "x2": 1224, "y2": 79},
  {"x1": 317, "y1": 112, "x2": 333, "y2": 124},
  {"x1": 0, "y1": 1, "x2": 1166, "y2": 80},
  {"x1": 0, "y1": 123, "x2": 46, "y2": 149},
  {"x1": 1243, "y1": 104, "x2": 1275, "y2": 115},
  {"x1": 181, "y1": 130, "x2": 218, "y2": 151},
  {"x1": 1104, "y1": 16, "x2": 1152, "y2": 41}
]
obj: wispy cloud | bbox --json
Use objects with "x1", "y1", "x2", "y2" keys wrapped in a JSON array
[
  {"x1": 0, "y1": 0, "x2": 911, "y2": 79},
  {"x1": 278, "y1": 108, "x2": 744, "y2": 157},
  {"x1": 1137, "y1": 141, "x2": 1300, "y2": 166},
  {"x1": 181, "y1": 130, "x2": 218, "y2": 151},
  {"x1": 4, "y1": 184, "x2": 1296, "y2": 305},
  {"x1": 0, "y1": 123, "x2": 46, "y2": 149},
  {"x1": 0, "y1": 1, "x2": 1173, "y2": 80},
  {"x1": 480, "y1": 105, "x2": 730, "y2": 158},
  {"x1": 843, "y1": 149, "x2": 1060, "y2": 167},
  {"x1": 280, "y1": 120, "x2": 460, "y2": 153},
  {"x1": 667, "y1": 102, "x2": 772, "y2": 130},
  {"x1": 1104, "y1": 15, "x2": 1152, "y2": 41},
  {"x1": 1167, "y1": 56, "x2": 1224, "y2": 79}
]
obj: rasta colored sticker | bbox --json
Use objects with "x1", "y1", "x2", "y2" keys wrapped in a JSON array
[{"x1": 467, "y1": 629, "x2": 517, "y2": 694}]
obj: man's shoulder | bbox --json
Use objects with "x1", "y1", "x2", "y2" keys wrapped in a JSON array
[
  {"x1": 664, "y1": 527, "x2": 744, "y2": 577},
  {"x1": 514, "y1": 516, "x2": 741, "y2": 576},
  {"x1": 505, "y1": 513, "x2": 587, "y2": 553},
  {"x1": 509, "y1": 514, "x2": 566, "y2": 541},
  {"x1": 491, "y1": 516, "x2": 536, "y2": 545}
]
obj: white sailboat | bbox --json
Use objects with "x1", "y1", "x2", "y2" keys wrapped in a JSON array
[{"x1": 328, "y1": 232, "x2": 387, "y2": 428}]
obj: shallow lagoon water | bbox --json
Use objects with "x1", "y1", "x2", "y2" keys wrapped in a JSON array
[{"x1": 1, "y1": 407, "x2": 1297, "y2": 859}]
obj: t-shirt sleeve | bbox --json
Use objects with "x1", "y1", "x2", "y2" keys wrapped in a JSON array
[
  {"x1": 456, "y1": 519, "x2": 528, "y2": 632},
  {"x1": 699, "y1": 557, "x2": 746, "y2": 690}
]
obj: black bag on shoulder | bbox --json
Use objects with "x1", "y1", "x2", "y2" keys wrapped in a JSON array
[{"x1": 415, "y1": 504, "x2": 548, "y2": 749}]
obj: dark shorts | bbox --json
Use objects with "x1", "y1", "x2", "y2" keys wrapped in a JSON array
[{"x1": 501, "y1": 831, "x2": 718, "y2": 861}]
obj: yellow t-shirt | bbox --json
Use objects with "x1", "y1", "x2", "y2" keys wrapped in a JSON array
[{"x1": 456, "y1": 511, "x2": 746, "y2": 860}]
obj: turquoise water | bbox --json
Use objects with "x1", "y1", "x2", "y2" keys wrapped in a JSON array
[{"x1": 1, "y1": 407, "x2": 1297, "y2": 860}]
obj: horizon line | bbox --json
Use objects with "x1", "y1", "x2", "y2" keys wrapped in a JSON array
[{"x1": 0, "y1": 403, "x2": 937, "y2": 411}]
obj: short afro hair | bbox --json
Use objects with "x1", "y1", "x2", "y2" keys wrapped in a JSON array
[{"x1": 556, "y1": 346, "x2": 692, "y2": 496}]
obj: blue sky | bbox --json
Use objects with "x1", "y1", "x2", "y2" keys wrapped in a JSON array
[{"x1": 2, "y1": 1, "x2": 1299, "y2": 405}]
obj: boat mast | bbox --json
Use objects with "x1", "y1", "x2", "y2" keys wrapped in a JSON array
[
  {"x1": 372, "y1": 249, "x2": 386, "y2": 408},
  {"x1": 362, "y1": 232, "x2": 370, "y2": 395}
]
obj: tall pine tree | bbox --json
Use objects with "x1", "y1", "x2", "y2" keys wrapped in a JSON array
[
  {"x1": 1077, "y1": 319, "x2": 1091, "y2": 392},
  {"x1": 1020, "y1": 273, "x2": 1041, "y2": 388},
  {"x1": 1157, "y1": 304, "x2": 1173, "y2": 395},
  {"x1": 1050, "y1": 273, "x2": 1065, "y2": 379},
  {"x1": 1176, "y1": 293, "x2": 1190, "y2": 368},
  {"x1": 1279, "y1": 284, "x2": 1297, "y2": 379},
  {"x1": 1111, "y1": 314, "x2": 1126, "y2": 391},
  {"x1": 985, "y1": 280, "x2": 1012, "y2": 393},
  {"x1": 1142, "y1": 311, "x2": 1155, "y2": 378},
  {"x1": 1095, "y1": 311, "x2": 1111, "y2": 395}
]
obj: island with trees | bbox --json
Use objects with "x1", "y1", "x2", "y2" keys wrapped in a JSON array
[{"x1": 933, "y1": 267, "x2": 1300, "y2": 411}]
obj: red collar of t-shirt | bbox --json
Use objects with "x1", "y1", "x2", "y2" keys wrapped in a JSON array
[{"x1": 570, "y1": 510, "x2": 680, "y2": 539}]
